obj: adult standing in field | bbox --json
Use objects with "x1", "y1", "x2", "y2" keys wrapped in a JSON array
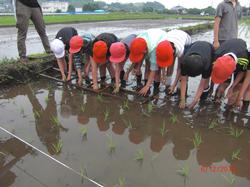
[
  {"x1": 15, "y1": 0, "x2": 51, "y2": 63},
  {"x1": 213, "y1": 0, "x2": 241, "y2": 50}
]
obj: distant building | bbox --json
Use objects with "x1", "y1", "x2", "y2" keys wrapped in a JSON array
[
  {"x1": 75, "y1": 7, "x2": 82, "y2": 13},
  {"x1": 42, "y1": 1, "x2": 69, "y2": 13},
  {"x1": 171, "y1": 6, "x2": 186, "y2": 14}
]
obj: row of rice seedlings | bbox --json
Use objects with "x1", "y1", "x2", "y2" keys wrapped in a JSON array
[
  {"x1": 106, "y1": 134, "x2": 116, "y2": 153},
  {"x1": 222, "y1": 173, "x2": 235, "y2": 187},
  {"x1": 193, "y1": 132, "x2": 202, "y2": 148},
  {"x1": 114, "y1": 177, "x2": 125, "y2": 187},
  {"x1": 52, "y1": 141, "x2": 63, "y2": 154},
  {"x1": 51, "y1": 116, "x2": 60, "y2": 127},
  {"x1": 80, "y1": 127, "x2": 88, "y2": 138},
  {"x1": 231, "y1": 149, "x2": 241, "y2": 161},
  {"x1": 228, "y1": 126, "x2": 244, "y2": 138},
  {"x1": 177, "y1": 164, "x2": 189, "y2": 178},
  {"x1": 169, "y1": 113, "x2": 178, "y2": 124},
  {"x1": 159, "y1": 120, "x2": 168, "y2": 137},
  {"x1": 134, "y1": 149, "x2": 144, "y2": 162},
  {"x1": 104, "y1": 108, "x2": 110, "y2": 122},
  {"x1": 122, "y1": 99, "x2": 129, "y2": 110},
  {"x1": 97, "y1": 94, "x2": 104, "y2": 103},
  {"x1": 208, "y1": 120, "x2": 218, "y2": 130}
]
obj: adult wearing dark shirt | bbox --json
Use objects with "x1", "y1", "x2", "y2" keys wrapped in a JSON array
[
  {"x1": 16, "y1": 0, "x2": 51, "y2": 63},
  {"x1": 90, "y1": 33, "x2": 118, "y2": 90},
  {"x1": 212, "y1": 38, "x2": 249, "y2": 103},
  {"x1": 50, "y1": 27, "x2": 78, "y2": 81},
  {"x1": 179, "y1": 41, "x2": 214, "y2": 109}
]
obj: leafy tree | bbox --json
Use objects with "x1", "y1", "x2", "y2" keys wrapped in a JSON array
[{"x1": 67, "y1": 4, "x2": 75, "y2": 12}]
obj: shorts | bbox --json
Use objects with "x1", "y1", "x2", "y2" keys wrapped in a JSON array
[{"x1": 73, "y1": 52, "x2": 83, "y2": 70}]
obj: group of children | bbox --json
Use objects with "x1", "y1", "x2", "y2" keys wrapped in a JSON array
[{"x1": 50, "y1": 27, "x2": 250, "y2": 110}]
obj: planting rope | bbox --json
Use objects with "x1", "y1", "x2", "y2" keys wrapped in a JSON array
[{"x1": 0, "y1": 126, "x2": 104, "y2": 187}]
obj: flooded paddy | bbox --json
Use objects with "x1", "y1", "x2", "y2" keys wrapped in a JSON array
[{"x1": 0, "y1": 20, "x2": 250, "y2": 187}]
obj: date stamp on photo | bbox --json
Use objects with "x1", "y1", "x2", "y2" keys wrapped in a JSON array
[{"x1": 200, "y1": 165, "x2": 237, "y2": 173}]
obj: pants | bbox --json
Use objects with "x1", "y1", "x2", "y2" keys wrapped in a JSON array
[{"x1": 16, "y1": 0, "x2": 51, "y2": 58}]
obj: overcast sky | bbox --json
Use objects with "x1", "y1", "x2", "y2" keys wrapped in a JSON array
[{"x1": 102, "y1": 0, "x2": 249, "y2": 8}]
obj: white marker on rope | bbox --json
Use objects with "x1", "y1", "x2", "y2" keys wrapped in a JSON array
[{"x1": 0, "y1": 126, "x2": 104, "y2": 187}]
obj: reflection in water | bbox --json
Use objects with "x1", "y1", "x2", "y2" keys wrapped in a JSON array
[
  {"x1": 0, "y1": 79, "x2": 250, "y2": 185},
  {"x1": 0, "y1": 137, "x2": 33, "y2": 187}
]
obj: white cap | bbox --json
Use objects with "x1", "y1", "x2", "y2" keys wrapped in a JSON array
[{"x1": 50, "y1": 39, "x2": 65, "y2": 59}]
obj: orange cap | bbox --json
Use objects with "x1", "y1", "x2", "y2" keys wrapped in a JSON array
[
  {"x1": 129, "y1": 38, "x2": 147, "y2": 63},
  {"x1": 156, "y1": 40, "x2": 174, "y2": 68},
  {"x1": 211, "y1": 55, "x2": 236, "y2": 84},
  {"x1": 69, "y1": 36, "x2": 84, "y2": 54},
  {"x1": 93, "y1": 41, "x2": 108, "y2": 63}
]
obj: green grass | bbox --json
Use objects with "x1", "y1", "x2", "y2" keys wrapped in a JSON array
[
  {"x1": 134, "y1": 149, "x2": 144, "y2": 162},
  {"x1": 193, "y1": 132, "x2": 202, "y2": 148},
  {"x1": 0, "y1": 13, "x2": 213, "y2": 27}
]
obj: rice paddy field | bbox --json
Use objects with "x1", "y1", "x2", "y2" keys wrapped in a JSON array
[{"x1": 0, "y1": 20, "x2": 250, "y2": 187}]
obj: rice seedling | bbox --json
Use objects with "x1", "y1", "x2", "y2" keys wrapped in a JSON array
[
  {"x1": 0, "y1": 151, "x2": 6, "y2": 156},
  {"x1": 169, "y1": 113, "x2": 178, "y2": 124},
  {"x1": 177, "y1": 164, "x2": 189, "y2": 178},
  {"x1": 147, "y1": 102, "x2": 154, "y2": 114},
  {"x1": 151, "y1": 153, "x2": 160, "y2": 161},
  {"x1": 159, "y1": 120, "x2": 168, "y2": 137},
  {"x1": 114, "y1": 177, "x2": 125, "y2": 187},
  {"x1": 45, "y1": 96, "x2": 49, "y2": 104},
  {"x1": 208, "y1": 120, "x2": 218, "y2": 129},
  {"x1": 80, "y1": 105, "x2": 86, "y2": 112},
  {"x1": 80, "y1": 127, "x2": 88, "y2": 138},
  {"x1": 228, "y1": 126, "x2": 244, "y2": 138},
  {"x1": 80, "y1": 164, "x2": 88, "y2": 183},
  {"x1": 104, "y1": 108, "x2": 110, "y2": 122},
  {"x1": 122, "y1": 99, "x2": 129, "y2": 110},
  {"x1": 33, "y1": 110, "x2": 41, "y2": 118},
  {"x1": 231, "y1": 149, "x2": 241, "y2": 161},
  {"x1": 97, "y1": 94, "x2": 104, "y2": 103},
  {"x1": 122, "y1": 119, "x2": 133, "y2": 129},
  {"x1": 106, "y1": 134, "x2": 116, "y2": 153},
  {"x1": 193, "y1": 132, "x2": 202, "y2": 148},
  {"x1": 52, "y1": 141, "x2": 63, "y2": 154},
  {"x1": 51, "y1": 116, "x2": 60, "y2": 127},
  {"x1": 134, "y1": 149, "x2": 144, "y2": 162},
  {"x1": 222, "y1": 173, "x2": 235, "y2": 187}
]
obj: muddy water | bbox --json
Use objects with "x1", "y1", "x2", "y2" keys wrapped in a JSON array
[
  {"x1": 0, "y1": 19, "x2": 202, "y2": 59},
  {"x1": 1, "y1": 22, "x2": 250, "y2": 187},
  {"x1": 0, "y1": 72, "x2": 249, "y2": 187}
]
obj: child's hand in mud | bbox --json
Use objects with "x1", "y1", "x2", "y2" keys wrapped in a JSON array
[
  {"x1": 113, "y1": 84, "x2": 120, "y2": 94},
  {"x1": 92, "y1": 84, "x2": 99, "y2": 91},
  {"x1": 179, "y1": 99, "x2": 186, "y2": 109},
  {"x1": 235, "y1": 98, "x2": 243, "y2": 111},
  {"x1": 188, "y1": 99, "x2": 199, "y2": 109},
  {"x1": 168, "y1": 85, "x2": 175, "y2": 95},
  {"x1": 138, "y1": 85, "x2": 150, "y2": 96},
  {"x1": 66, "y1": 76, "x2": 71, "y2": 81},
  {"x1": 77, "y1": 79, "x2": 82, "y2": 86}
]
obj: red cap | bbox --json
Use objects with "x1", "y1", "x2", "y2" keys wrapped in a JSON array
[
  {"x1": 211, "y1": 55, "x2": 236, "y2": 84},
  {"x1": 109, "y1": 42, "x2": 126, "y2": 64},
  {"x1": 69, "y1": 36, "x2": 83, "y2": 54},
  {"x1": 93, "y1": 41, "x2": 108, "y2": 64},
  {"x1": 129, "y1": 38, "x2": 147, "y2": 63},
  {"x1": 156, "y1": 40, "x2": 174, "y2": 68}
]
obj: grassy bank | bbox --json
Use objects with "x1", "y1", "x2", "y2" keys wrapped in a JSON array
[{"x1": 0, "y1": 13, "x2": 213, "y2": 27}]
